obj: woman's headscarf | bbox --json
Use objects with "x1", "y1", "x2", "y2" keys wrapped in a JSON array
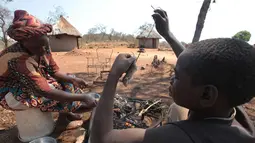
[{"x1": 7, "y1": 10, "x2": 52, "y2": 41}]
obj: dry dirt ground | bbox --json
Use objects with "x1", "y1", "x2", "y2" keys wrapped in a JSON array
[{"x1": 0, "y1": 47, "x2": 255, "y2": 142}]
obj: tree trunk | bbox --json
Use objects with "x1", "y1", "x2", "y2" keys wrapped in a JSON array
[
  {"x1": 3, "y1": 32, "x2": 8, "y2": 48},
  {"x1": 192, "y1": 0, "x2": 211, "y2": 43},
  {"x1": 101, "y1": 33, "x2": 106, "y2": 41},
  {"x1": 1, "y1": 26, "x2": 8, "y2": 48}
]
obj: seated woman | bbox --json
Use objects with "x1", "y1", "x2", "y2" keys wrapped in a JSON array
[{"x1": 0, "y1": 10, "x2": 97, "y2": 121}]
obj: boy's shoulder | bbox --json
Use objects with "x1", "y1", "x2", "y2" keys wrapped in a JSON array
[
  {"x1": 143, "y1": 107, "x2": 255, "y2": 143},
  {"x1": 166, "y1": 118, "x2": 254, "y2": 143},
  {"x1": 143, "y1": 123, "x2": 193, "y2": 143}
]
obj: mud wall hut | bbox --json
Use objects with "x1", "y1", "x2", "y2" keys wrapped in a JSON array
[
  {"x1": 136, "y1": 28, "x2": 161, "y2": 49},
  {"x1": 48, "y1": 16, "x2": 82, "y2": 52}
]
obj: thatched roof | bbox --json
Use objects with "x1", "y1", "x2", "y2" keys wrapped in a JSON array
[
  {"x1": 136, "y1": 28, "x2": 161, "y2": 39},
  {"x1": 48, "y1": 16, "x2": 82, "y2": 37}
]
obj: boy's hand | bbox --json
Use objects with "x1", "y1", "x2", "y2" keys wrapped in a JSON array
[
  {"x1": 110, "y1": 54, "x2": 136, "y2": 78},
  {"x1": 152, "y1": 9, "x2": 170, "y2": 37}
]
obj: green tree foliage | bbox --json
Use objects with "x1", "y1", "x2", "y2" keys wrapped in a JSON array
[{"x1": 232, "y1": 30, "x2": 251, "y2": 42}]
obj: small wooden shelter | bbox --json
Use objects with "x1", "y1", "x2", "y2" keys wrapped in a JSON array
[
  {"x1": 48, "y1": 16, "x2": 82, "y2": 52},
  {"x1": 136, "y1": 28, "x2": 161, "y2": 49}
]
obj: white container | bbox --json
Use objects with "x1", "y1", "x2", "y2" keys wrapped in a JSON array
[
  {"x1": 29, "y1": 136, "x2": 57, "y2": 143},
  {"x1": 5, "y1": 92, "x2": 55, "y2": 142},
  {"x1": 5, "y1": 92, "x2": 28, "y2": 110}
]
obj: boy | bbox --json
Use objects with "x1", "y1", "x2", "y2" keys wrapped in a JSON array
[{"x1": 90, "y1": 9, "x2": 255, "y2": 143}]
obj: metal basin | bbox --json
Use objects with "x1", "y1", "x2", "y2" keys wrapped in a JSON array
[{"x1": 29, "y1": 137, "x2": 57, "y2": 143}]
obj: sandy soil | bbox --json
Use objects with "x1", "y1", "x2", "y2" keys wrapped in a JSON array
[{"x1": 0, "y1": 47, "x2": 255, "y2": 142}]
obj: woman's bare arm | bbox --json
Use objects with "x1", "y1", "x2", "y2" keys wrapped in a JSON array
[
  {"x1": 53, "y1": 71, "x2": 76, "y2": 83},
  {"x1": 39, "y1": 89, "x2": 87, "y2": 102}
]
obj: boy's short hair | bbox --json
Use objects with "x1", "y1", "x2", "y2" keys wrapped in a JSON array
[{"x1": 185, "y1": 38, "x2": 255, "y2": 106}]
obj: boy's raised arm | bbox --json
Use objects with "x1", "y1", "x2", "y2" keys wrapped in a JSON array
[
  {"x1": 152, "y1": 9, "x2": 185, "y2": 57},
  {"x1": 90, "y1": 54, "x2": 145, "y2": 143}
]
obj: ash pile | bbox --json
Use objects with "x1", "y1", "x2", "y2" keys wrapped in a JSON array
[{"x1": 113, "y1": 94, "x2": 169, "y2": 129}]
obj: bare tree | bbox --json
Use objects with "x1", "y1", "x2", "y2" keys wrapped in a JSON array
[
  {"x1": 83, "y1": 25, "x2": 136, "y2": 43},
  {"x1": 0, "y1": 5, "x2": 12, "y2": 48},
  {"x1": 192, "y1": 0, "x2": 216, "y2": 43},
  {"x1": 95, "y1": 24, "x2": 107, "y2": 40},
  {"x1": 46, "y1": 6, "x2": 66, "y2": 24},
  {"x1": 114, "y1": 32, "x2": 123, "y2": 41},
  {"x1": 87, "y1": 27, "x2": 97, "y2": 42},
  {"x1": 137, "y1": 23, "x2": 153, "y2": 34},
  {"x1": 1, "y1": 0, "x2": 13, "y2": 3},
  {"x1": 108, "y1": 28, "x2": 116, "y2": 41}
]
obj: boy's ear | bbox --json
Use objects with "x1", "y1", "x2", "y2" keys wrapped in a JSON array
[{"x1": 199, "y1": 85, "x2": 218, "y2": 107}]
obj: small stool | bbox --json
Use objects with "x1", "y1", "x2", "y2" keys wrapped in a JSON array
[{"x1": 5, "y1": 92, "x2": 55, "y2": 142}]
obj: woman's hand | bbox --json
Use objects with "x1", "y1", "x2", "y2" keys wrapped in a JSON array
[
  {"x1": 110, "y1": 53, "x2": 136, "y2": 79},
  {"x1": 72, "y1": 78, "x2": 88, "y2": 89},
  {"x1": 152, "y1": 9, "x2": 170, "y2": 38},
  {"x1": 82, "y1": 93, "x2": 97, "y2": 108}
]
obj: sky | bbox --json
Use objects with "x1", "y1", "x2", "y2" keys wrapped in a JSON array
[{"x1": 3, "y1": 0, "x2": 255, "y2": 44}]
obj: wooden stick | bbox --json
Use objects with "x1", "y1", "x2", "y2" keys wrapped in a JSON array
[{"x1": 138, "y1": 99, "x2": 161, "y2": 116}]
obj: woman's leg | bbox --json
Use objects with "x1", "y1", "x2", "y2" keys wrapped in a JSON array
[
  {"x1": 48, "y1": 75, "x2": 99, "y2": 121},
  {"x1": 58, "y1": 79, "x2": 85, "y2": 120}
]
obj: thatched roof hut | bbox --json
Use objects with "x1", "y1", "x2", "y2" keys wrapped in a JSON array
[
  {"x1": 48, "y1": 16, "x2": 82, "y2": 52},
  {"x1": 136, "y1": 28, "x2": 161, "y2": 49}
]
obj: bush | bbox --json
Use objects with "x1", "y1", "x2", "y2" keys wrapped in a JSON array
[{"x1": 233, "y1": 30, "x2": 251, "y2": 42}]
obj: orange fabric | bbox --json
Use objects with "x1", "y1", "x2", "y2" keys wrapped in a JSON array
[
  {"x1": 12, "y1": 10, "x2": 41, "y2": 28},
  {"x1": 14, "y1": 56, "x2": 52, "y2": 92},
  {"x1": 0, "y1": 44, "x2": 53, "y2": 93},
  {"x1": 7, "y1": 10, "x2": 52, "y2": 41},
  {"x1": 46, "y1": 54, "x2": 60, "y2": 73}
]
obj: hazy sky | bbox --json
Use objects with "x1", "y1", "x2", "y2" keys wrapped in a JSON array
[{"x1": 3, "y1": 0, "x2": 255, "y2": 44}]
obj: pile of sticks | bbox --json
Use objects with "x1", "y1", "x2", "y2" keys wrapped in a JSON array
[{"x1": 112, "y1": 94, "x2": 169, "y2": 129}]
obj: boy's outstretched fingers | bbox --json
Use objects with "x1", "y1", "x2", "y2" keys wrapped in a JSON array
[
  {"x1": 152, "y1": 9, "x2": 170, "y2": 38},
  {"x1": 154, "y1": 9, "x2": 167, "y2": 18},
  {"x1": 110, "y1": 53, "x2": 136, "y2": 78},
  {"x1": 152, "y1": 13, "x2": 164, "y2": 22}
]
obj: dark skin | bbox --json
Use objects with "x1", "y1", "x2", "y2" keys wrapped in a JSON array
[
  {"x1": 22, "y1": 35, "x2": 88, "y2": 89},
  {"x1": 155, "y1": 9, "x2": 254, "y2": 131},
  {"x1": 90, "y1": 9, "x2": 234, "y2": 143},
  {"x1": 172, "y1": 50, "x2": 232, "y2": 119},
  {"x1": 152, "y1": 9, "x2": 233, "y2": 119},
  {"x1": 152, "y1": 9, "x2": 185, "y2": 57},
  {"x1": 21, "y1": 35, "x2": 96, "y2": 116}
]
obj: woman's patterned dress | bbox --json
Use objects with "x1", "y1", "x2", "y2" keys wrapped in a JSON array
[{"x1": 0, "y1": 43, "x2": 82, "y2": 112}]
